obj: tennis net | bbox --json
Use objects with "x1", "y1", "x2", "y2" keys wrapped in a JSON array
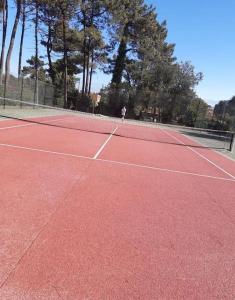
[{"x1": 0, "y1": 97, "x2": 234, "y2": 152}]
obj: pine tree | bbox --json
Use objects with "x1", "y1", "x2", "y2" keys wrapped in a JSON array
[
  {"x1": 39, "y1": 0, "x2": 58, "y2": 84},
  {"x1": 79, "y1": 0, "x2": 107, "y2": 96},
  {"x1": 107, "y1": 0, "x2": 156, "y2": 86}
]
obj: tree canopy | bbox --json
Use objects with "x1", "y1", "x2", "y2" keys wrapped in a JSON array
[{"x1": 1, "y1": 0, "x2": 228, "y2": 129}]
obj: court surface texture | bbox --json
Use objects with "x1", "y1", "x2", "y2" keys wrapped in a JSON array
[{"x1": 0, "y1": 114, "x2": 235, "y2": 299}]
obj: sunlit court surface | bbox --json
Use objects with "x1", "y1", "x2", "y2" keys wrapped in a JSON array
[{"x1": 0, "y1": 103, "x2": 235, "y2": 299}]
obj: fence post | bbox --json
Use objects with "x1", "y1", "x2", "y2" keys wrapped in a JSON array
[
  {"x1": 43, "y1": 83, "x2": 47, "y2": 105},
  {"x1": 20, "y1": 76, "x2": 24, "y2": 108},
  {"x1": 3, "y1": 74, "x2": 6, "y2": 108},
  {"x1": 33, "y1": 78, "x2": 39, "y2": 105},
  {"x1": 229, "y1": 133, "x2": 235, "y2": 152}
]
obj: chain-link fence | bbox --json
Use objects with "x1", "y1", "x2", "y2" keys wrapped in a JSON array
[{"x1": 0, "y1": 75, "x2": 63, "y2": 107}]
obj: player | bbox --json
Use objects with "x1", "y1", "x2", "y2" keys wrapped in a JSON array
[{"x1": 121, "y1": 106, "x2": 126, "y2": 122}]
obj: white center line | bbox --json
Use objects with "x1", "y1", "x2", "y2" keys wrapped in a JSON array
[
  {"x1": 159, "y1": 127, "x2": 235, "y2": 180},
  {"x1": 93, "y1": 126, "x2": 118, "y2": 159}
]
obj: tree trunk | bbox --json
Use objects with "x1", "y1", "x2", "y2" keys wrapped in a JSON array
[
  {"x1": 81, "y1": 10, "x2": 86, "y2": 96},
  {"x1": 85, "y1": 38, "x2": 90, "y2": 94},
  {"x1": 46, "y1": 21, "x2": 55, "y2": 84},
  {"x1": 62, "y1": 10, "x2": 68, "y2": 108},
  {"x1": 111, "y1": 39, "x2": 127, "y2": 85},
  {"x1": 34, "y1": 0, "x2": 39, "y2": 104},
  {"x1": 88, "y1": 49, "x2": 94, "y2": 95},
  {"x1": 18, "y1": 0, "x2": 25, "y2": 79},
  {"x1": 0, "y1": 0, "x2": 8, "y2": 85},
  {"x1": 193, "y1": 99, "x2": 201, "y2": 126},
  {"x1": 5, "y1": 0, "x2": 21, "y2": 84},
  {"x1": 82, "y1": 45, "x2": 86, "y2": 95},
  {"x1": 169, "y1": 94, "x2": 177, "y2": 122},
  {"x1": 111, "y1": 23, "x2": 129, "y2": 86},
  {"x1": 86, "y1": 0, "x2": 94, "y2": 95}
]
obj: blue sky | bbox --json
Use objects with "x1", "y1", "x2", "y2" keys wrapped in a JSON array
[
  {"x1": 149, "y1": 0, "x2": 235, "y2": 105},
  {"x1": 5, "y1": 0, "x2": 235, "y2": 106}
]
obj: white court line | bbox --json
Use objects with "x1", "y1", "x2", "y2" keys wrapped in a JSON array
[
  {"x1": 159, "y1": 127, "x2": 235, "y2": 180},
  {"x1": 0, "y1": 143, "x2": 90, "y2": 160},
  {"x1": 0, "y1": 116, "x2": 70, "y2": 130},
  {"x1": 0, "y1": 123, "x2": 35, "y2": 130},
  {"x1": 0, "y1": 142, "x2": 234, "y2": 183},
  {"x1": 179, "y1": 129, "x2": 235, "y2": 163},
  {"x1": 96, "y1": 158, "x2": 235, "y2": 182},
  {"x1": 93, "y1": 126, "x2": 118, "y2": 159}
]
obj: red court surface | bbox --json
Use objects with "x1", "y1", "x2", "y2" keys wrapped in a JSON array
[{"x1": 0, "y1": 115, "x2": 235, "y2": 299}]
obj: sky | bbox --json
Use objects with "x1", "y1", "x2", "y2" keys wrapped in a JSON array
[
  {"x1": 4, "y1": 0, "x2": 235, "y2": 106},
  {"x1": 148, "y1": 0, "x2": 235, "y2": 105}
]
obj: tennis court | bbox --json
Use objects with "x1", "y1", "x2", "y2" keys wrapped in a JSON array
[{"x1": 0, "y1": 99, "x2": 235, "y2": 299}]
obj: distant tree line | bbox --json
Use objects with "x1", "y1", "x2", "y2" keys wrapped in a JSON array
[
  {"x1": 1, "y1": 0, "x2": 227, "y2": 128},
  {"x1": 210, "y1": 96, "x2": 235, "y2": 131}
]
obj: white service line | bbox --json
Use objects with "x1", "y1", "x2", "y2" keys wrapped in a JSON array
[
  {"x1": 159, "y1": 127, "x2": 235, "y2": 180},
  {"x1": 93, "y1": 126, "x2": 118, "y2": 159},
  {"x1": 0, "y1": 117, "x2": 70, "y2": 130},
  {"x1": 0, "y1": 142, "x2": 234, "y2": 183}
]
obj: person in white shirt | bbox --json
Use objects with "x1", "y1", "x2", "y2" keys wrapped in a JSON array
[{"x1": 121, "y1": 106, "x2": 126, "y2": 122}]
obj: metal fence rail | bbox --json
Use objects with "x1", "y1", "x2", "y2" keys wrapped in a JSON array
[{"x1": 0, "y1": 75, "x2": 60, "y2": 107}]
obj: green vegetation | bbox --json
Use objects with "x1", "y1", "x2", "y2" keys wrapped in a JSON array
[
  {"x1": 210, "y1": 97, "x2": 235, "y2": 131},
  {"x1": 0, "y1": 0, "x2": 234, "y2": 130}
]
